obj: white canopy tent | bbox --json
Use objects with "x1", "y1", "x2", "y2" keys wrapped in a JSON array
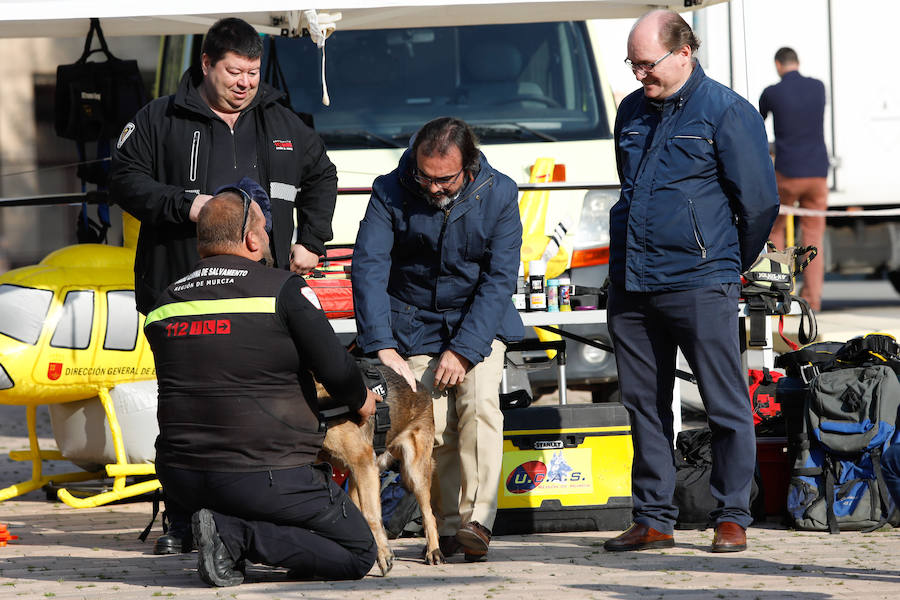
[{"x1": 0, "y1": 1, "x2": 726, "y2": 38}]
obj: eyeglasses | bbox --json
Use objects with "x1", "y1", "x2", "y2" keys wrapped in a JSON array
[
  {"x1": 624, "y1": 50, "x2": 673, "y2": 75},
  {"x1": 413, "y1": 167, "x2": 463, "y2": 189}
]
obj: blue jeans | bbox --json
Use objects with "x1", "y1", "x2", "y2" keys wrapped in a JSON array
[{"x1": 608, "y1": 282, "x2": 755, "y2": 533}]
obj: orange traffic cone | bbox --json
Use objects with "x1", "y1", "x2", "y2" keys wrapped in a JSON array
[{"x1": 0, "y1": 523, "x2": 18, "y2": 546}]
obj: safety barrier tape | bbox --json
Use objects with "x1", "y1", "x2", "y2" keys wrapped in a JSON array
[{"x1": 780, "y1": 205, "x2": 900, "y2": 217}]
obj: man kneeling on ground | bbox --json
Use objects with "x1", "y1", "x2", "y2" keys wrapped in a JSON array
[{"x1": 143, "y1": 184, "x2": 378, "y2": 586}]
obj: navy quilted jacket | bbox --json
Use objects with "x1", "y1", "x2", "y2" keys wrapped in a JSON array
[
  {"x1": 352, "y1": 149, "x2": 523, "y2": 366},
  {"x1": 610, "y1": 63, "x2": 779, "y2": 292}
]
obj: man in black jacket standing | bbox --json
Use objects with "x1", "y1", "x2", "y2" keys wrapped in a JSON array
[
  {"x1": 111, "y1": 17, "x2": 336, "y2": 314},
  {"x1": 110, "y1": 17, "x2": 338, "y2": 554},
  {"x1": 144, "y1": 189, "x2": 377, "y2": 586}
]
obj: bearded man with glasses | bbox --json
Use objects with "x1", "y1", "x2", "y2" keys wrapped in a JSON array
[
  {"x1": 603, "y1": 10, "x2": 779, "y2": 554},
  {"x1": 352, "y1": 117, "x2": 523, "y2": 562}
]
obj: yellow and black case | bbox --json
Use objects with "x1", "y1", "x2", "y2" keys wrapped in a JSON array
[{"x1": 494, "y1": 403, "x2": 633, "y2": 534}]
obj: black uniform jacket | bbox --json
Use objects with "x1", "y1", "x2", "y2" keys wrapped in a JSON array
[
  {"x1": 111, "y1": 70, "x2": 337, "y2": 314},
  {"x1": 144, "y1": 254, "x2": 365, "y2": 471}
]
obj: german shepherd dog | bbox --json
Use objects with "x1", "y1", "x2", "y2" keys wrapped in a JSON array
[{"x1": 318, "y1": 365, "x2": 444, "y2": 576}]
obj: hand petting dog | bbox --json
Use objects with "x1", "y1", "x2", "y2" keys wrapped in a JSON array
[
  {"x1": 358, "y1": 388, "x2": 379, "y2": 422},
  {"x1": 377, "y1": 348, "x2": 418, "y2": 391}
]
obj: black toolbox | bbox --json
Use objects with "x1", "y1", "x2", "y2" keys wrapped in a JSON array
[{"x1": 493, "y1": 402, "x2": 633, "y2": 534}]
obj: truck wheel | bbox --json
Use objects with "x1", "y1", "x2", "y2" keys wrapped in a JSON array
[{"x1": 888, "y1": 269, "x2": 900, "y2": 294}]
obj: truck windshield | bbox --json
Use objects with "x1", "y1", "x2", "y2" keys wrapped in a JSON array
[{"x1": 267, "y1": 21, "x2": 609, "y2": 149}]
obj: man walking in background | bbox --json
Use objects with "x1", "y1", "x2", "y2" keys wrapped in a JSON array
[{"x1": 760, "y1": 47, "x2": 830, "y2": 311}]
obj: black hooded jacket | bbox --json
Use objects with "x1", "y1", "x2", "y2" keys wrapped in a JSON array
[{"x1": 110, "y1": 70, "x2": 337, "y2": 314}]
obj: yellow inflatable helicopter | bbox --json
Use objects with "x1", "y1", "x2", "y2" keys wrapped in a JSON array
[{"x1": 0, "y1": 222, "x2": 161, "y2": 508}]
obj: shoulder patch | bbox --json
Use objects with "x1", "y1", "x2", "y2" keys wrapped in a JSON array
[
  {"x1": 301, "y1": 285, "x2": 322, "y2": 310},
  {"x1": 117, "y1": 122, "x2": 136, "y2": 149}
]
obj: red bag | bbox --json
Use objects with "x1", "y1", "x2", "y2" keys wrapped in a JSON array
[
  {"x1": 748, "y1": 368, "x2": 784, "y2": 426},
  {"x1": 305, "y1": 275, "x2": 353, "y2": 319},
  {"x1": 304, "y1": 246, "x2": 354, "y2": 319}
]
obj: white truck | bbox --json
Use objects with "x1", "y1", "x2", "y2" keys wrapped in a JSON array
[
  {"x1": 0, "y1": 1, "x2": 726, "y2": 400},
  {"x1": 695, "y1": 0, "x2": 900, "y2": 291}
]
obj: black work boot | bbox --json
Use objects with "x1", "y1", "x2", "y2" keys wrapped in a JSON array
[
  {"x1": 191, "y1": 509, "x2": 244, "y2": 587},
  {"x1": 153, "y1": 517, "x2": 194, "y2": 555}
]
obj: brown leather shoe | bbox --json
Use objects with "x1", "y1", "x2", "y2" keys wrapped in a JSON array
[
  {"x1": 456, "y1": 521, "x2": 491, "y2": 560},
  {"x1": 438, "y1": 535, "x2": 462, "y2": 557},
  {"x1": 603, "y1": 523, "x2": 674, "y2": 552},
  {"x1": 711, "y1": 521, "x2": 747, "y2": 553}
]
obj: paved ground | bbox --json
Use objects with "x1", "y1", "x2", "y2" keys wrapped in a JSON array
[
  {"x1": 4, "y1": 289, "x2": 900, "y2": 599},
  {"x1": 1, "y1": 403, "x2": 899, "y2": 600}
]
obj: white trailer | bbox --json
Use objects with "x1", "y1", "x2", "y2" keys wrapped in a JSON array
[{"x1": 695, "y1": 0, "x2": 900, "y2": 288}]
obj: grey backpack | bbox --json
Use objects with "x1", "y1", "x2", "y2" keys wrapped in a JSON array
[{"x1": 788, "y1": 365, "x2": 900, "y2": 532}]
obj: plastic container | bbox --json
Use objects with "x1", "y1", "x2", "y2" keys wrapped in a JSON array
[
  {"x1": 756, "y1": 437, "x2": 790, "y2": 516},
  {"x1": 558, "y1": 276, "x2": 571, "y2": 311},
  {"x1": 512, "y1": 262, "x2": 527, "y2": 310},
  {"x1": 527, "y1": 260, "x2": 547, "y2": 311},
  {"x1": 547, "y1": 278, "x2": 559, "y2": 312}
]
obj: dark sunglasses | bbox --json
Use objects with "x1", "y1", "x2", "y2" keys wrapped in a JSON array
[{"x1": 236, "y1": 188, "x2": 252, "y2": 240}]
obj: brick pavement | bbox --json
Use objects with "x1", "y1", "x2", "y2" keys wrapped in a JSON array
[{"x1": 2, "y1": 404, "x2": 899, "y2": 599}]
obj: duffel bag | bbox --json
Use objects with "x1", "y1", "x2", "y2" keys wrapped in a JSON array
[
  {"x1": 303, "y1": 246, "x2": 354, "y2": 319},
  {"x1": 305, "y1": 275, "x2": 353, "y2": 319}
]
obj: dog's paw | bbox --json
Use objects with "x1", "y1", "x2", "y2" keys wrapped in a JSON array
[
  {"x1": 376, "y1": 548, "x2": 395, "y2": 576},
  {"x1": 423, "y1": 547, "x2": 446, "y2": 565}
]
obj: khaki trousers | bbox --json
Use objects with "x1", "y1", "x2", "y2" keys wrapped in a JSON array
[
  {"x1": 407, "y1": 339, "x2": 506, "y2": 535},
  {"x1": 769, "y1": 173, "x2": 828, "y2": 311}
]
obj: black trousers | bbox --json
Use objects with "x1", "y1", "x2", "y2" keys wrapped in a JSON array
[
  {"x1": 157, "y1": 463, "x2": 377, "y2": 580},
  {"x1": 608, "y1": 282, "x2": 755, "y2": 533}
]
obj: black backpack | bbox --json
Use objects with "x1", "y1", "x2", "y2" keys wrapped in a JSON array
[
  {"x1": 673, "y1": 428, "x2": 763, "y2": 529},
  {"x1": 55, "y1": 18, "x2": 150, "y2": 243}
]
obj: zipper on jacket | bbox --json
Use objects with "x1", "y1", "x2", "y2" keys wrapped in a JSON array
[
  {"x1": 428, "y1": 176, "x2": 493, "y2": 309},
  {"x1": 687, "y1": 199, "x2": 707, "y2": 259},
  {"x1": 189, "y1": 131, "x2": 200, "y2": 182},
  {"x1": 673, "y1": 134, "x2": 713, "y2": 145},
  {"x1": 432, "y1": 207, "x2": 452, "y2": 309},
  {"x1": 230, "y1": 128, "x2": 237, "y2": 169}
]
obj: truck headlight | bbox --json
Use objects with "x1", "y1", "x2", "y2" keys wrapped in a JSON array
[{"x1": 571, "y1": 189, "x2": 618, "y2": 268}]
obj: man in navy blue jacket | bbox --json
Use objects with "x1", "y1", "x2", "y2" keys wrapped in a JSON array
[
  {"x1": 760, "y1": 47, "x2": 830, "y2": 311},
  {"x1": 352, "y1": 117, "x2": 523, "y2": 562},
  {"x1": 603, "y1": 10, "x2": 778, "y2": 554}
]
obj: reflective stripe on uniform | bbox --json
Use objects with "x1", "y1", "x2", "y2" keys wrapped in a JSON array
[
  {"x1": 270, "y1": 181, "x2": 298, "y2": 202},
  {"x1": 144, "y1": 297, "x2": 276, "y2": 327}
]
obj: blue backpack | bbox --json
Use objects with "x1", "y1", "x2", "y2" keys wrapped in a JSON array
[{"x1": 788, "y1": 364, "x2": 900, "y2": 532}]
